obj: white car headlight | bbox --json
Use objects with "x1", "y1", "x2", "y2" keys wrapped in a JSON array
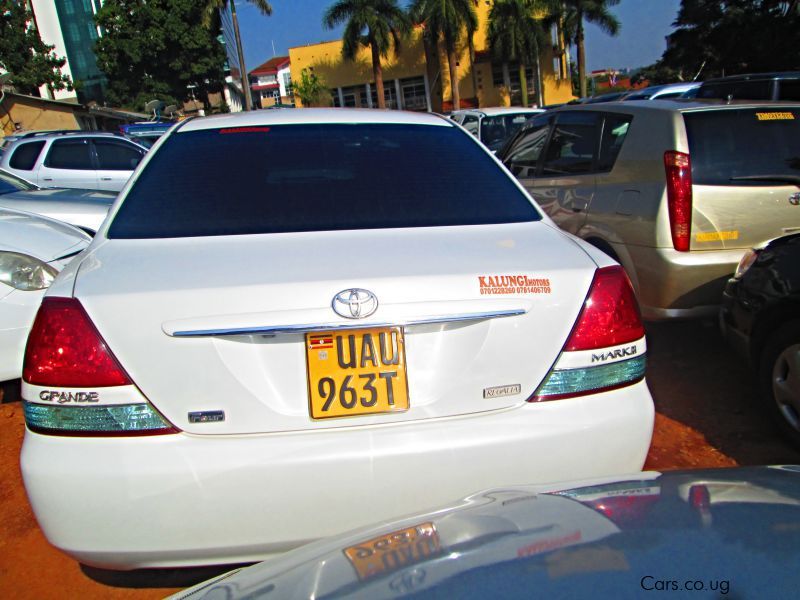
[{"x1": 0, "y1": 251, "x2": 59, "y2": 291}]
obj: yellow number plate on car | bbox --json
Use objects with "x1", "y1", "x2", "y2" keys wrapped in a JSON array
[
  {"x1": 306, "y1": 327, "x2": 409, "y2": 419},
  {"x1": 344, "y1": 522, "x2": 441, "y2": 581}
]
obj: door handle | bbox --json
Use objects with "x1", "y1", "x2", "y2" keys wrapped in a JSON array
[
  {"x1": 42, "y1": 177, "x2": 53, "y2": 181},
  {"x1": 100, "y1": 177, "x2": 112, "y2": 181}
]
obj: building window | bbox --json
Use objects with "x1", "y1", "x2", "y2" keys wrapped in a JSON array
[
  {"x1": 491, "y1": 63, "x2": 535, "y2": 92},
  {"x1": 401, "y1": 77, "x2": 427, "y2": 111},
  {"x1": 369, "y1": 81, "x2": 398, "y2": 108}
]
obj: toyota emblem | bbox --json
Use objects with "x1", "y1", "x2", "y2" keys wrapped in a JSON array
[{"x1": 332, "y1": 288, "x2": 378, "y2": 319}]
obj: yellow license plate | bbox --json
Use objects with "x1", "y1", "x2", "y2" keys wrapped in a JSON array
[
  {"x1": 344, "y1": 522, "x2": 441, "y2": 581},
  {"x1": 306, "y1": 327, "x2": 409, "y2": 419}
]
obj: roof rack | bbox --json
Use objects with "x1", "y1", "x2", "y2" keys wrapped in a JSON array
[{"x1": 17, "y1": 129, "x2": 124, "y2": 139}]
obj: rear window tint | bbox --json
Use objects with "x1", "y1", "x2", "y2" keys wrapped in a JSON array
[
  {"x1": 45, "y1": 139, "x2": 93, "y2": 170},
  {"x1": 684, "y1": 108, "x2": 800, "y2": 186},
  {"x1": 778, "y1": 79, "x2": 800, "y2": 101},
  {"x1": 9, "y1": 141, "x2": 45, "y2": 170},
  {"x1": 696, "y1": 80, "x2": 773, "y2": 100},
  {"x1": 109, "y1": 124, "x2": 540, "y2": 239}
]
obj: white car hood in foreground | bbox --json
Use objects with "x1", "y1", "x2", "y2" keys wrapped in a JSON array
[{"x1": 69, "y1": 221, "x2": 599, "y2": 435}]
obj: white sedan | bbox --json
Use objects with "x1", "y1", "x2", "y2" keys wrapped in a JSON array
[
  {"x1": 0, "y1": 208, "x2": 91, "y2": 382},
  {"x1": 0, "y1": 168, "x2": 115, "y2": 234},
  {"x1": 20, "y1": 109, "x2": 654, "y2": 570}
]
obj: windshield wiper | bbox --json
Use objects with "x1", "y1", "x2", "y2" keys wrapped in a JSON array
[{"x1": 730, "y1": 175, "x2": 800, "y2": 187}]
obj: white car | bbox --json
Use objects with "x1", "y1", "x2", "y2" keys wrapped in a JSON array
[
  {"x1": 0, "y1": 168, "x2": 115, "y2": 234},
  {"x1": 450, "y1": 107, "x2": 545, "y2": 152},
  {"x1": 20, "y1": 109, "x2": 654, "y2": 570},
  {"x1": 0, "y1": 208, "x2": 91, "y2": 382},
  {"x1": 0, "y1": 131, "x2": 147, "y2": 192}
]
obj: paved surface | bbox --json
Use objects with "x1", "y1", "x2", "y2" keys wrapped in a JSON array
[{"x1": 1, "y1": 319, "x2": 799, "y2": 598}]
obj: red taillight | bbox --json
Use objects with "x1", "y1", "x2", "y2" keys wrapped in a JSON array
[
  {"x1": 565, "y1": 266, "x2": 644, "y2": 351},
  {"x1": 664, "y1": 150, "x2": 692, "y2": 252},
  {"x1": 23, "y1": 297, "x2": 132, "y2": 387}
]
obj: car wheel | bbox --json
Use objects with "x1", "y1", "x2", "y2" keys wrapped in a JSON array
[{"x1": 760, "y1": 321, "x2": 800, "y2": 449}]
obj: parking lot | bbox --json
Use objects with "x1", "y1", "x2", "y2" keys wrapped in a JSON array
[{"x1": 1, "y1": 317, "x2": 798, "y2": 599}]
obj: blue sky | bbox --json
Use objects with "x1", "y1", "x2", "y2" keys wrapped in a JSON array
[{"x1": 237, "y1": 0, "x2": 682, "y2": 73}]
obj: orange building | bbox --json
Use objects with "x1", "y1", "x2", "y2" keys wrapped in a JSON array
[{"x1": 288, "y1": 1, "x2": 573, "y2": 111}]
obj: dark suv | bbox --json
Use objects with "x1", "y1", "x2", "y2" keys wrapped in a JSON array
[{"x1": 696, "y1": 72, "x2": 800, "y2": 101}]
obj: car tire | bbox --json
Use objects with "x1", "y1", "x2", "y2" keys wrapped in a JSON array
[{"x1": 760, "y1": 320, "x2": 800, "y2": 449}]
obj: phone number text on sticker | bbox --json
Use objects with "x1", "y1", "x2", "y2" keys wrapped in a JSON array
[
  {"x1": 479, "y1": 275, "x2": 552, "y2": 295},
  {"x1": 756, "y1": 112, "x2": 795, "y2": 121}
]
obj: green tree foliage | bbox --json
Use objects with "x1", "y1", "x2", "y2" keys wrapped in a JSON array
[
  {"x1": 201, "y1": 0, "x2": 272, "y2": 111},
  {"x1": 0, "y1": 0, "x2": 72, "y2": 96},
  {"x1": 653, "y1": 0, "x2": 800, "y2": 80},
  {"x1": 552, "y1": 0, "x2": 620, "y2": 97},
  {"x1": 94, "y1": 0, "x2": 227, "y2": 111},
  {"x1": 201, "y1": 0, "x2": 272, "y2": 28},
  {"x1": 488, "y1": 0, "x2": 549, "y2": 107},
  {"x1": 323, "y1": 0, "x2": 411, "y2": 109},
  {"x1": 410, "y1": 0, "x2": 477, "y2": 110},
  {"x1": 291, "y1": 68, "x2": 329, "y2": 106}
]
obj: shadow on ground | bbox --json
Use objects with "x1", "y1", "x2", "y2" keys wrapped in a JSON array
[
  {"x1": 80, "y1": 563, "x2": 250, "y2": 590},
  {"x1": 645, "y1": 319, "x2": 800, "y2": 466}
]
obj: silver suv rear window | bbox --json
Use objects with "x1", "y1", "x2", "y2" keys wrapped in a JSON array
[
  {"x1": 684, "y1": 108, "x2": 800, "y2": 186},
  {"x1": 108, "y1": 123, "x2": 541, "y2": 239}
]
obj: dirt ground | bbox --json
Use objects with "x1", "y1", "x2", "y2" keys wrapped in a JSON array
[{"x1": 1, "y1": 319, "x2": 799, "y2": 598}]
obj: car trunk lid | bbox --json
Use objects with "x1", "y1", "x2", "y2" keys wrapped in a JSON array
[{"x1": 73, "y1": 222, "x2": 597, "y2": 434}]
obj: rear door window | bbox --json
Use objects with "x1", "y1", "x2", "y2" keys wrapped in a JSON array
[
  {"x1": 502, "y1": 114, "x2": 554, "y2": 176},
  {"x1": 461, "y1": 114, "x2": 479, "y2": 136},
  {"x1": 94, "y1": 140, "x2": 144, "y2": 170},
  {"x1": 597, "y1": 113, "x2": 633, "y2": 172},
  {"x1": 109, "y1": 124, "x2": 541, "y2": 239},
  {"x1": 684, "y1": 108, "x2": 800, "y2": 185},
  {"x1": 540, "y1": 112, "x2": 600, "y2": 176},
  {"x1": 9, "y1": 141, "x2": 45, "y2": 170},
  {"x1": 45, "y1": 139, "x2": 94, "y2": 169}
]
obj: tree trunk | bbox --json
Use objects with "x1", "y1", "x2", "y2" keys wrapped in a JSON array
[
  {"x1": 448, "y1": 48, "x2": 460, "y2": 110},
  {"x1": 577, "y1": 9, "x2": 587, "y2": 98},
  {"x1": 519, "y1": 63, "x2": 528, "y2": 107},
  {"x1": 468, "y1": 34, "x2": 479, "y2": 107},
  {"x1": 422, "y1": 32, "x2": 443, "y2": 113},
  {"x1": 371, "y1": 41, "x2": 386, "y2": 109},
  {"x1": 534, "y1": 43, "x2": 544, "y2": 107},
  {"x1": 502, "y1": 62, "x2": 511, "y2": 91}
]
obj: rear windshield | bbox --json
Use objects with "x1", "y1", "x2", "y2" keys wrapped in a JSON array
[
  {"x1": 684, "y1": 108, "x2": 800, "y2": 186},
  {"x1": 108, "y1": 123, "x2": 540, "y2": 239}
]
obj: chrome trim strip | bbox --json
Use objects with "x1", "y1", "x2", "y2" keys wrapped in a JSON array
[{"x1": 169, "y1": 309, "x2": 527, "y2": 338}]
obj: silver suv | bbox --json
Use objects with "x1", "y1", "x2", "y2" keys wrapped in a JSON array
[
  {"x1": 0, "y1": 131, "x2": 146, "y2": 192},
  {"x1": 498, "y1": 100, "x2": 800, "y2": 320}
]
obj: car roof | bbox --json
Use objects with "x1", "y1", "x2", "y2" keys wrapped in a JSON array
[
  {"x1": 548, "y1": 98, "x2": 800, "y2": 115},
  {"x1": 701, "y1": 71, "x2": 800, "y2": 83},
  {"x1": 178, "y1": 108, "x2": 453, "y2": 133},
  {"x1": 452, "y1": 107, "x2": 545, "y2": 117}
]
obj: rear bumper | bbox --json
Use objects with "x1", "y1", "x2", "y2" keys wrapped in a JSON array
[
  {"x1": 620, "y1": 245, "x2": 745, "y2": 321},
  {"x1": 21, "y1": 381, "x2": 654, "y2": 570}
]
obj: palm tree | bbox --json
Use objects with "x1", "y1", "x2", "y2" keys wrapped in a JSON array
[
  {"x1": 487, "y1": 0, "x2": 549, "y2": 107},
  {"x1": 557, "y1": 0, "x2": 621, "y2": 98},
  {"x1": 323, "y1": 0, "x2": 411, "y2": 109},
  {"x1": 410, "y1": 0, "x2": 477, "y2": 111},
  {"x1": 202, "y1": 0, "x2": 273, "y2": 111}
]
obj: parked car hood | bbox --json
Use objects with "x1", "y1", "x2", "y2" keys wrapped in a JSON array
[
  {"x1": 0, "y1": 207, "x2": 91, "y2": 262},
  {"x1": 171, "y1": 466, "x2": 800, "y2": 599}
]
